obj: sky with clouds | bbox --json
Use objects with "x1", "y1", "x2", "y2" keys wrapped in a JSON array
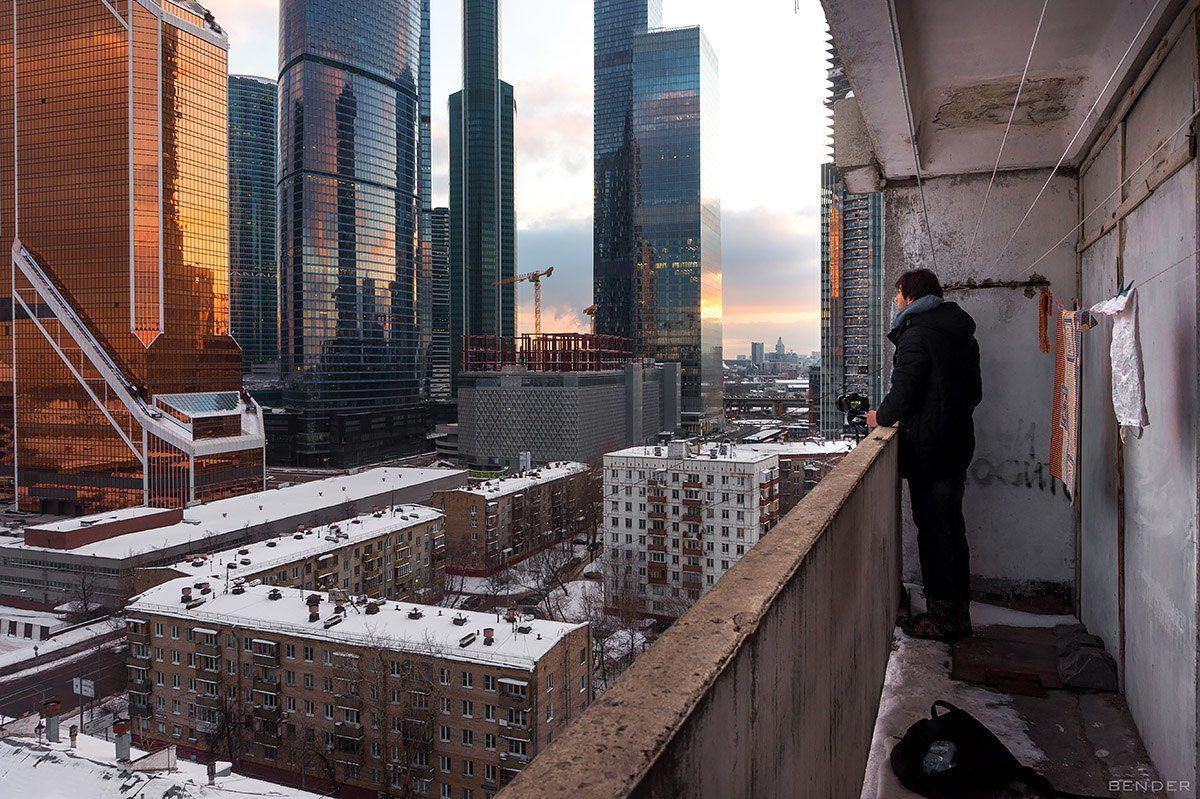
[{"x1": 205, "y1": 0, "x2": 829, "y2": 357}]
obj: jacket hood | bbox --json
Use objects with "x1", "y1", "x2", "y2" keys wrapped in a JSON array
[{"x1": 888, "y1": 300, "x2": 976, "y2": 343}]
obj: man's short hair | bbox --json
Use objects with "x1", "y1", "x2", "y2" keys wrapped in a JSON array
[{"x1": 895, "y1": 269, "x2": 943, "y2": 301}]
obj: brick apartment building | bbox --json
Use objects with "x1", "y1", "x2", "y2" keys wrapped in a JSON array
[
  {"x1": 126, "y1": 579, "x2": 591, "y2": 798},
  {"x1": 431, "y1": 463, "x2": 598, "y2": 578},
  {"x1": 742, "y1": 441, "x2": 854, "y2": 514},
  {"x1": 602, "y1": 441, "x2": 782, "y2": 618},
  {"x1": 135, "y1": 505, "x2": 447, "y2": 604}
]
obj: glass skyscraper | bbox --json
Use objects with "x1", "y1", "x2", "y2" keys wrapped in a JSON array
[
  {"x1": 228, "y1": 75, "x2": 278, "y2": 372},
  {"x1": 820, "y1": 44, "x2": 885, "y2": 437},
  {"x1": 431, "y1": 207, "x2": 452, "y2": 403},
  {"x1": 0, "y1": 0, "x2": 265, "y2": 514},
  {"x1": 593, "y1": 0, "x2": 662, "y2": 341},
  {"x1": 630, "y1": 26, "x2": 723, "y2": 431},
  {"x1": 449, "y1": 0, "x2": 516, "y2": 389},
  {"x1": 278, "y1": 0, "x2": 428, "y2": 467}
]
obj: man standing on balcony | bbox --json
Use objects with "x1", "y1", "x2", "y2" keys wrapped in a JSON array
[{"x1": 867, "y1": 269, "x2": 981, "y2": 640}]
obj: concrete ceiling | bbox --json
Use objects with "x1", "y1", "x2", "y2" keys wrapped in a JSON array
[{"x1": 822, "y1": 0, "x2": 1183, "y2": 179}]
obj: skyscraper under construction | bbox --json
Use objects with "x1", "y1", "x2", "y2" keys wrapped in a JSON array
[{"x1": 820, "y1": 41, "x2": 885, "y2": 437}]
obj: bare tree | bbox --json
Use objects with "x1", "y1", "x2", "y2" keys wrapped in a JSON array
[{"x1": 352, "y1": 626, "x2": 443, "y2": 799}]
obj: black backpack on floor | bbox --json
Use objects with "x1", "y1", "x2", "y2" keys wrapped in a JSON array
[{"x1": 890, "y1": 701, "x2": 1111, "y2": 799}]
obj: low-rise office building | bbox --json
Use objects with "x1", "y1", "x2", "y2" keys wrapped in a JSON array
[
  {"x1": 455, "y1": 335, "x2": 680, "y2": 471},
  {"x1": 432, "y1": 463, "x2": 597, "y2": 577},
  {"x1": 126, "y1": 579, "x2": 591, "y2": 798},
  {"x1": 602, "y1": 442, "x2": 781, "y2": 619},
  {"x1": 0, "y1": 468, "x2": 466, "y2": 609},
  {"x1": 135, "y1": 505, "x2": 447, "y2": 604}
]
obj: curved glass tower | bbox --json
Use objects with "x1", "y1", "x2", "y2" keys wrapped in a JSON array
[{"x1": 278, "y1": 0, "x2": 426, "y2": 467}]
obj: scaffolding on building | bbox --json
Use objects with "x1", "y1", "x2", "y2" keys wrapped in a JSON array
[{"x1": 461, "y1": 333, "x2": 635, "y2": 373}]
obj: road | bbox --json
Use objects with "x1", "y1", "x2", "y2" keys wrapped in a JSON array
[{"x1": 0, "y1": 645, "x2": 126, "y2": 722}]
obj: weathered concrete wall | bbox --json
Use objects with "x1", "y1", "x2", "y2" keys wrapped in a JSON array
[
  {"x1": 883, "y1": 171, "x2": 1078, "y2": 602},
  {"x1": 1078, "y1": 20, "x2": 1199, "y2": 789},
  {"x1": 497, "y1": 429, "x2": 900, "y2": 799}
]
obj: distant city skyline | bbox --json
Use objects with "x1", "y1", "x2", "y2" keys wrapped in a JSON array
[{"x1": 202, "y1": 0, "x2": 828, "y2": 355}]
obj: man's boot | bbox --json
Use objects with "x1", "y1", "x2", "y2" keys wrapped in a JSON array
[{"x1": 903, "y1": 599, "x2": 969, "y2": 641}]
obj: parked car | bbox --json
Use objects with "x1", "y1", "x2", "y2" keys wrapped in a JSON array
[{"x1": 518, "y1": 592, "x2": 543, "y2": 606}]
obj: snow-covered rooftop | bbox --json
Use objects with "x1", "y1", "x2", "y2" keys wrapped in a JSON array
[
  {"x1": 607, "y1": 440, "x2": 853, "y2": 465},
  {"x1": 455, "y1": 462, "x2": 590, "y2": 499},
  {"x1": 0, "y1": 729, "x2": 322, "y2": 798},
  {"x1": 129, "y1": 578, "x2": 584, "y2": 671},
  {"x1": 166, "y1": 504, "x2": 443, "y2": 582},
  {"x1": 739, "y1": 441, "x2": 855, "y2": 457},
  {"x1": 605, "y1": 443, "x2": 777, "y2": 465},
  {"x1": 30, "y1": 505, "x2": 167, "y2": 534},
  {"x1": 13, "y1": 468, "x2": 465, "y2": 559}
]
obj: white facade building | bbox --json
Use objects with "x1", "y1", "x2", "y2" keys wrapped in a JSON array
[{"x1": 602, "y1": 441, "x2": 780, "y2": 618}]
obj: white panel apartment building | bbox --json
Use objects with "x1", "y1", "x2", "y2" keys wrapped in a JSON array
[{"x1": 602, "y1": 441, "x2": 780, "y2": 618}]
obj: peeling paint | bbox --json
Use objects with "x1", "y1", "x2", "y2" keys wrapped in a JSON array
[{"x1": 933, "y1": 74, "x2": 1084, "y2": 130}]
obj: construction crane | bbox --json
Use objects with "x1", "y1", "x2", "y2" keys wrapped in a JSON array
[{"x1": 494, "y1": 267, "x2": 554, "y2": 334}]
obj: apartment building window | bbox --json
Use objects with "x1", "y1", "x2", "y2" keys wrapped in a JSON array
[
  {"x1": 484, "y1": 675, "x2": 495, "y2": 692},
  {"x1": 153, "y1": 621, "x2": 163, "y2": 636},
  {"x1": 323, "y1": 649, "x2": 332, "y2": 665},
  {"x1": 461, "y1": 671, "x2": 473, "y2": 688},
  {"x1": 284, "y1": 643, "x2": 295, "y2": 659},
  {"x1": 439, "y1": 668, "x2": 450, "y2": 685},
  {"x1": 484, "y1": 704, "x2": 495, "y2": 721},
  {"x1": 579, "y1": 675, "x2": 586, "y2": 693},
  {"x1": 463, "y1": 759, "x2": 474, "y2": 777},
  {"x1": 545, "y1": 700, "x2": 553, "y2": 722},
  {"x1": 462, "y1": 728, "x2": 473, "y2": 746},
  {"x1": 507, "y1": 739, "x2": 527, "y2": 756},
  {"x1": 324, "y1": 704, "x2": 333, "y2": 719},
  {"x1": 344, "y1": 763, "x2": 360, "y2": 780},
  {"x1": 440, "y1": 725, "x2": 451, "y2": 742},
  {"x1": 485, "y1": 732, "x2": 496, "y2": 750},
  {"x1": 304, "y1": 700, "x2": 315, "y2": 716},
  {"x1": 441, "y1": 785, "x2": 452, "y2": 799},
  {"x1": 169, "y1": 625, "x2": 179, "y2": 640},
  {"x1": 171, "y1": 674, "x2": 181, "y2": 690},
  {"x1": 441, "y1": 697, "x2": 451, "y2": 715},
  {"x1": 462, "y1": 700, "x2": 473, "y2": 718},
  {"x1": 303, "y1": 645, "x2": 313, "y2": 662},
  {"x1": 440, "y1": 755, "x2": 451, "y2": 773}
]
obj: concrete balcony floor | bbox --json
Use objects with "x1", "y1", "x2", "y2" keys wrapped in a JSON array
[{"x1": 864, "y1": 601, "x2": 1164, "y2": 798}]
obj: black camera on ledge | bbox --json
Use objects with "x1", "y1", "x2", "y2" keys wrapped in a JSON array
[{"x1": 836, "y1": 392, "x2": 871, "y2": 440}]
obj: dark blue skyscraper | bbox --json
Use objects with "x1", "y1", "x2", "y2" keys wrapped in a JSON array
[
  {"x1": 593, "y1": 0, "x2": 662, "y2": 341},
  {"x1": 450, "y1": 0, "x2": 516, "y2": 389},
  {"x1": 277, "y1": 0, "x2": 427, "y2": 467},
  {"x1": 431, "y1": 207, "x2": 452, "y2": 402},
  {"x1": 228, "y1": 74, "x2": 278, "y2": 372},
  {"x1": 631, "y1": 26, "x2": 723, "y2": 432}
]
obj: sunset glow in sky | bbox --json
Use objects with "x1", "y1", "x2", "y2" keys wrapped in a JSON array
[{"x1": 204, "y1": 0, "x2": 829, "y2": 357}]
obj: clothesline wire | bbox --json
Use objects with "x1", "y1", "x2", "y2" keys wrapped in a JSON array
[
  {"x1": 988, "y1": 0, "x2": 1165, "y2": 273},
  {"x1": 1131, "y1": 243, "x2": 1200, "y2": 293},
  {"x1": 1019, "y1": 106, "x2": 1200, "y2": 278},
  {"x1": 964, "y1": 0, "x2": 1049, "y2": 265},
  {"x1": 885, "y1": 0, "x2": 939, "y2": 273}
]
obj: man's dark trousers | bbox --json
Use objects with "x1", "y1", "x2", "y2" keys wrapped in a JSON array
[{"x1": 908, "y1": 474, "x2": 970, "y2": 602}]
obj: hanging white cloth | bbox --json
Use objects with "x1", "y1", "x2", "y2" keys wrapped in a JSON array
[{"x1": 1089, "y1": 288, "x2": 1148, "y2": 439}]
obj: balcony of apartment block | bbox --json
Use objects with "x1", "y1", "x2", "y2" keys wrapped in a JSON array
[
  {"x1": 194, "y1": 640, "x2": 221, "y2": 658},
  {"x1": 252, "y1": 703, "x2": 282, "y2": 724},
  {"x1": 501, "y1": 2, "x2": 1198, "y2": 795},
  {"x1": 503, "y1": 427, "x2": 1169, "y2": 797}
]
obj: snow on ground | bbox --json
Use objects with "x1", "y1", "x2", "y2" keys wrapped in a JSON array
[
  {"x1": 860, "y1": 609, "x2": 1058, "y2": 799},
  {"x1": 0, "y1": 729, "x2": 323, "y2": 799},
  {"x1": 544, "y1": 580, "x2": 601, "y2": 623},
  {"x1": 907, "y1": 588, "x2": 1077, "y2": 629},
  {"x1": 0, "y1": 619, "x2": 120, "y2": 673}
]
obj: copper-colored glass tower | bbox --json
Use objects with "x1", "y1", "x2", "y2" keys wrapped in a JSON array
[{"x1": 0, "y1": 0, "x2": 265, "y2": 515}]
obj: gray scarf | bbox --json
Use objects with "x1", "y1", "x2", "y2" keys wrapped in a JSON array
[{"x1": 890, "y1": 294, "x2": 943, "y2": 332}]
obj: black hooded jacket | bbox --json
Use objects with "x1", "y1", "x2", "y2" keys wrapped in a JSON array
[{"x1": 876, "y1": 300, "x2": 982, "y2": 479}]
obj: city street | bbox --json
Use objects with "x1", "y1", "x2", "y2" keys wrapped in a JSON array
[{"x1": 0, "y1": 645, "x2": 125, "y2": 724}]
